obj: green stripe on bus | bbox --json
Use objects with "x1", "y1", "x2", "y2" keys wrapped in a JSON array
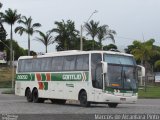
[
  {"x1": 51, "y1": 73, "x2": 62, "y2": 81},
  {"x1": 16, "y1": 72, "x2": 89, "y2": 81},
  {"x1": 43, "y1": 82, "x2": 48, "y2": 90},
  {"x1": 41, "y1": 73, "x2": 46, "y2": 81},
  {"x1": 31, "y1": 73, "x2": 35, "y2": 81}
]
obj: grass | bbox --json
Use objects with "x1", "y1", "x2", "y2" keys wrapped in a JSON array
[
  {"x1": 0, "y1": 66, "x2": 15, "y2": 88},
  {"x1": 1, "y1": 88, "x2": 15, "y2": 94},
  {"x1": 138, "y1": 85, "x2": 160, "y2": 98},
  {"x1": 0, "y1": 81, "x2": 12, "y2": 88},
  {"x1": 0, "y1": 67, "x2": 12, "y2": 81}
]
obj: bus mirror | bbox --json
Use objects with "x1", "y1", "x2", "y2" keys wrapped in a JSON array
[
  {"x1": 137, "y1": 65, "x2": 145, "y2": 77},
  {"x1": 101, "y1": 61, "x2": 108, "y2": 74}
]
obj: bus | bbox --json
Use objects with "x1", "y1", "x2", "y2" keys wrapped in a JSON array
[{"x1": 15, "y1": 50, "x2": 145, "y2": 107}]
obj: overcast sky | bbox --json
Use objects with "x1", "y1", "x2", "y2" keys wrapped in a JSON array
[{"x1": 1, "y1": 0, "x2": 160, "y2": 52}]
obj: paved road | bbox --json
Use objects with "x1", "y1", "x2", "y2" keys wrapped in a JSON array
[{"x1": 0, "y1": 89, "x2": 160, "y2": 120}]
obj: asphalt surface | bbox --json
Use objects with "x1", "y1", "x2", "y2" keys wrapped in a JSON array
[{"x1": 0, "y1": 89, "x2": 160, "y2": 120}]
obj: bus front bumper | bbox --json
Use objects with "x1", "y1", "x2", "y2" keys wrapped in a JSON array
[{"x1": 103, "y1": 93, "x2": 138, "y2": 104}]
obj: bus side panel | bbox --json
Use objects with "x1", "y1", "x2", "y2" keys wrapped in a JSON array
[{"x1": 15, "y1": 81, "x2": 39, "y2": 96}]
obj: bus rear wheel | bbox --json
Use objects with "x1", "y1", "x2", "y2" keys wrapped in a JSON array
[
  {"x1": 108, "y1": 103, "x2": 118, "y2": 108},
  {"x1": 32, "y1": 89, "x2": 44, "y2": 103},
  {"x1": 79, "y1": 91, "x2": 90, "y2": 107},
  {"x1": 26, "y1": 89, "x2": 33, "y2": 102}
]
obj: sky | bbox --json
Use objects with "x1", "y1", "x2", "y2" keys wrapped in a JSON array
[{"x1": 1, "y1": 0, "x2": 160, "y2": 53}]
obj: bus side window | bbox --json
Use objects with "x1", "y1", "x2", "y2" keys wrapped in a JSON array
[
  {"x1": 63, "y1": 56, "x2": 76, "y2": 71},
  {"x1": 91, "y1": 53, "x2": 102, "y2": 89},
  {"x1": 18, "y1": 60, "x2": 23, "y2": 72},
  {"x1": 52, "y1": 57, "x2": 64, "y2": 72},
  {"x1": 41, "y1": 57, "x2": 52, "y2": 72},
  {"x1": 24, "y1": 59, "x2": 33, "y2": 72},
  {"x1": 76, "y1": 54, "x2": 89, "y2": 71},
  {"x1": 32, "y1": 58, "x2": 41, "y2": 72}
]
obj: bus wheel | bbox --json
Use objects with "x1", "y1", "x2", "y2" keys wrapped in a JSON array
[
  {"x1": 26, "y1": 89, "x2": 33, "y2": 102},
  {"x1": 79, "y1": 91, "x2": 90, "y2": 107},
  {"x1": 108, "y1": 103, "x2": 118, "y2": 108},
  {"x1": 32, "y1": 89, "x2": 44, "y2": 103}
]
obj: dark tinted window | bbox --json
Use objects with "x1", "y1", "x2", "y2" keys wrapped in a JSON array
[
  {"x1": 63, "y1": 56, "x2": 76, "y2": 71},
  {"x1": 41, "y1": 57, "x2": 52, "y2": 72},
  {"x1": 32, "y1": 58, "x2": 41, "y2": 72},
  {"x1": 104, "y1": 54, "x2": 136, "y2": 65},
  {"x1": 76, "y1": 54, "x2": 89, "y2": 70},
  {"x1": 91, "y1": 53, "x2": 102, "y2": 89},
  {"x1": 18, "y1": 54, "x2": 89, "y2": 72},
  {"x1": 52, "y1": 56, "x2": 64, "y2": 72},
  {"x1": 24, "y1": 59, "x2": 32, "y2": 72}
]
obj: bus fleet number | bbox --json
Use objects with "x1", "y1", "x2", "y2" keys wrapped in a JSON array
[{"x1": 17, "y1": 75, "x2": 28, "y2": 80}]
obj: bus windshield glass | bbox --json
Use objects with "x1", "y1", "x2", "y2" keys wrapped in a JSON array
[{"x1": 104, "y1": 54, "x2": 137, "y2": 90}]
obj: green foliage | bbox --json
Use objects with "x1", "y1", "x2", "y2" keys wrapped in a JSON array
[
  {"x1": 83, "y1": 40, "x2": 100, "y2": 51},
  {"x1": 35, "y1": 30, "x2": 54, "y2": 53},
  {"x1": 128, "y1": 39, "x2": 158, "y2": 65},
  {"x1": 0, "y1": 2, "x2": 2, "y2": 9},
  {"x1": 154, "y1": 60, "x2": 160, "y2": 71},
  {"x1": 15, "y1": 16, "x2": 41, "y2": 55},
  {"x1": 97, "y1": 25, "x2": 116, "y2": 50},
  {"x1": 3, "y1": 39, "x2": 36, "y2": 61},
  {"x1": 103, "y1": 44, "x2": 117, "y2": 51},
  {"x1": 85, "y1": 20, "x2": 99, "y2": 50},
  {"x1": 52, "y1": 20, "x2": 79, "y2": 51},
  {"x1": 0, "y1": 23, "x2": 7, "y2": 42},
  {"x1": 4, "y1": 40, "x2": 25, "y2": 60},
  {"x1": 0, "y1": 8, "x2": 21, "y2": 26},
  {"x1": 125, "y1": 39, "x2": 160, "y2": 73}
]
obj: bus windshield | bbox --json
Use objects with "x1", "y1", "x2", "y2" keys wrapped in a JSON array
[{"x1": 104, "y1": 54, "x2": 137, "y2": 90}]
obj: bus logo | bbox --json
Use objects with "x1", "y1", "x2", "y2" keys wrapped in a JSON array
[{"x1": 62, "y1": 72, "x2": 87, "y2": 81}]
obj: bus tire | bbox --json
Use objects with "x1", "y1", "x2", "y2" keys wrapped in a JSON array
[
  {"x1": 26, "y1": 88, "x2": 33, "y2": 102},
  {"x1": 32, "y1": 89, "x2": 44, "y2": 103},
  {"x1": 108, "y1": 103, "x2": 118, "y2": 108},
  {"x1": 79, "y1": 91, "x2": 90, "y2": 107}
]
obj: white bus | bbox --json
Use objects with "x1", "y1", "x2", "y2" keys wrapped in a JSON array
[{"x1": 15, "y1": 50, "x2": 145, "y2": 107}]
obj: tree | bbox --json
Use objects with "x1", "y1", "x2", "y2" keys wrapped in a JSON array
[
  {"x1": 83, "y1": 40, "x2": 100, "y2": 51},
  {"x1": 97, "y1": 25, "x2": 107, "y2": 49},
  {"x1": 0, "y1": 23, "x2": 7, "y2": 42},
  {"x1": 0, "y1": 3, "x2": 7, "y2": 50},
  {"x1": 130, "y1": 39, "x2": 160, "y2": 75},
  {"x1": 0, "y1": 2, "x2": 2, "y2": 9},
  {"x1": 154, "y1": 60, "x2": 160, "y2": 71},
  {"x1": 97, "y1": 25, "x2": 116, "y2": 50},
  {"x1": 4, "y1": 39, "x2": 26, "y2": 61},
  {"x1": 103, "y1": 44, "x2": 117, "y2": 51},
  {"x1": 51, "y1": 20, "x2": 79, "y2": 51},
  {"x1": 35, "y1": 30, "x2": 54, "y2": 53},
  {"x1": 131, "y1": 39, "x2": 157, "y2": 65},
  {"x1": 15, "y1": 16, "x2": 41, "y2": 55},
  {"x1": 0, "y1": 8, "x2": 21, "y2": 66},
  {"x1": 85, "y1": 20, "x2": 99, "y2": 50}
]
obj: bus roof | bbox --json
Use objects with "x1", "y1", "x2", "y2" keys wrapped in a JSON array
[{"x1": 18, "y1": 50, "x2": 133, "y2": 60}]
